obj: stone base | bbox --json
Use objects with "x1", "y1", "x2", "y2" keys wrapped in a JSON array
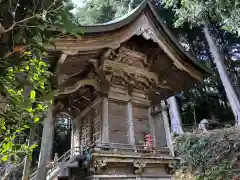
[
  {"x1": 86, "y1": 175, "x2": 171, "y2": 180},
  {"x1": 68, "y1": 150, "x2": 176, "y2": 180}
]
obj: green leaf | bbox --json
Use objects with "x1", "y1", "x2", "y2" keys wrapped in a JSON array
[
  {"x1": 25, "y1": 65, "x2": 29, "y2": 71},
  {"x1": 29, "y1": 144, "x2": 38, "y2": 151},
  {"x1": 8, "y1": 89, "x2": 16, "y2": 95},
  {"x1": 37, "y1": 103, "x2": 44, "y2": 110},
  {"x1": 1, "y1": 155, "x2": 9, "y2": 161},
  {"x1": 26, "y1": 107, "x2": 33, "y2": 113},
  {"x1": 33, "y1": 117, "x2": 40, "y2": 123},
  {"x1": 30, "y1": 90, "x2": 36, "y2": 100},
  {"x1": 6, "y1": 141, "x2": 13, "y2": 149}
]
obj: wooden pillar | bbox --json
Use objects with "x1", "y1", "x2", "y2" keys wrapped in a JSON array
[
  {"x1": 71, "y1": 119, "x2": 80, "y2": 156},
  {"x1": 36, "y1": 105, "x2": 54, "y2": 180},
  {"x1": 127, "y1": 101, "x2": 135, "y2": 145},
  {"x1": 22, "y1": 127, "x2": 35, "y2": 180},
  {"x1": 101, "y1": 97, "x2": 109, "y2": 144},
  {"x1": 71, "y1": 121, "x2": 75, "y2": 150},
  {"x1": 167, "y1": 96, "x2": 184, "y2": 134},
  {"x1": 161, "y1": 101, "x2": 174, "y2": 157},
  {"x1": 89, "y1": 109, "x2": 93, "y2": 144},
  {"x1": 148, "y1": 107, "x2": 156, "y2": 147}
]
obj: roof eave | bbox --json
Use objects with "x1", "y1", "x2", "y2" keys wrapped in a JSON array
[
  {"x1": 52, "y1": 0, "x2": 212, "y2": 78},
  {"x1": 146, "y1": 1, "x2": 212, "y2": 77}
]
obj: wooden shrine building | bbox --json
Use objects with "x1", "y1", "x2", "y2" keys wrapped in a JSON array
[{"x1": 32, "y1": 1, "x2": 211, "y2": 180}]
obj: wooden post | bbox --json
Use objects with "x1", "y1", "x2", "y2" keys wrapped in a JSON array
[
  {"x1": 22, "y1": 127, "x2": 35, "y2": 180},
  {"x1": 71, "y1": 119, "x2": 80, "y2": 156},
  {"x1": 148, "y1": 107, "x2": 156, "y2": 148},
  {"x1": 101, "y1": 97, "x2": 109, "y2": 144},
  {"x1": 36, "y1": 105, "x2": 54, "y2": 180},
  {"x1": 167, "y1": 96, "x2": 184, "y2": 134},
  {"x1": 161, "y1": 101, "x2": 174, "y2": 157},
  {"x1": 89, "y1": 109, "x2": 93, "y2": 144},
  {"x1": 127, "y1": 101, "x2": 135, "y2": 145}
]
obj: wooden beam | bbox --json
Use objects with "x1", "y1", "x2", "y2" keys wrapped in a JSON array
[
  {"x1": 56, "y1": 53, "x2": 67, "y2": 85},
  {"x1": 57, "y1": 79, "x2": 99, "y2": 95},
  {"x1": 58, "y1": 53, "x2": 67, "y2": 64}
]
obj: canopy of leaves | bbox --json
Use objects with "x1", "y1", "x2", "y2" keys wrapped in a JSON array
[
  {"x1": 0, "y1": 0, "x2": 81, "y2": 171},
  {"x1": 0, "y1": 51, "x2": 52, "y2": 163},
  {"x1": 0, "y1": 0, "x2": 81, "y2": 70},
  {"x1": 161, "y1": 0, "x2": 240, "y2": 36},
  {"x1": 74, "y1": 0, "x2": 143, "y2": 25}
]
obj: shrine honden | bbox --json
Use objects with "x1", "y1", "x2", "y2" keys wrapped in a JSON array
[{"x1": 31, "y1": 1, "x2": 211, "y2": 180}]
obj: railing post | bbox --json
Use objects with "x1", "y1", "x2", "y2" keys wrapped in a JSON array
[{"x1": 53, "y1": 153, "x2": 58, "y2": 167}]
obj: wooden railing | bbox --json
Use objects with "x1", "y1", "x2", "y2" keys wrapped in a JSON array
[
  {"x1": 29, "y1": 142, "x2": 171, "y2": 180},
  {"x1": 93, "y1": 142, "x2": 170, "y2": 155},
  {"x1": 29, "y1": 146, "x2": 82, "y2": 180}
]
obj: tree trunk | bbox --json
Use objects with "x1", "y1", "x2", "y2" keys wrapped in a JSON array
[
  {"x1": 203, "y1": 21, "x2": 240, "y2": 124},
  {"x1": 36, "y1": 105, "x2": 54, "y2": 180},
  {"x1": 167, "y1": 96, "x2": 184, "y2": 134}
]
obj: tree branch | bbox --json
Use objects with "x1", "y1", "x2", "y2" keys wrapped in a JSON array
[{"x1": 0, "y1": 3, "x2": 64, "y2": 35}]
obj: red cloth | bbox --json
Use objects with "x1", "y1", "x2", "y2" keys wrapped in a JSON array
[{"x1": 144, "y1": 134, "x2": 153, "y2": 149}]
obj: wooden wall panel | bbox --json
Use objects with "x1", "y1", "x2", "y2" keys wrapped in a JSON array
[
  {"x1": 108, "y1": 100, "x2": 128, "y2": 144},
  {"x1": 92, "y1": 104, "x2": 101, "y2": 142},
  {"x1": 80, "y1": 112, "x2": 90, "y2": 146},
  {"x1": 152, "y1": 114, "x2": 167, "y2": 147},
  {"x1": 132, "y1": 105, "x2": 149, "y2": 145}
]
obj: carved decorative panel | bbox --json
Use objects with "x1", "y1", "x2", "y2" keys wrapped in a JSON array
[
  {"x1": 102, "y1": 59, "x2": 158, "y2": 93},
  {"x1": 114, "y1": 47, "x2": 148, "y2": 69}
]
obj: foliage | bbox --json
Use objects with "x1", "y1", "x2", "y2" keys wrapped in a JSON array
[
  {"x1": 0, "y1": 51, "x2": 52, "y2": 163},
  {"x1": 174, "y1": 129, "x2": 240, "y2": 179},
  {"x1": 173, "y1": 169, "x2": 194, "y2": 180},
  {"x1": 74, "y1": 0, "x2": 143, "y2": 24},
  {"x1": 161, "y1": 0, "x2": 240, "y2": 36},
  {"x1": 153, "y1": 1, "x2": 236, "y2": 125},
  {"x1": 0, "y1": 0, "x2": 81, "y2": 69},
  {"x1": 0, "y1": 0, "x2": 81, "y2": 173}
]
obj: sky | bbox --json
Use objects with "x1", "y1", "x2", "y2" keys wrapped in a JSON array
[{"x1": 72, "y1": 0, "x2": 86, "y2": 7}]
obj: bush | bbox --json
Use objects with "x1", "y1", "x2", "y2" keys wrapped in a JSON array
[{"x1": 173, "y1": 128, "x2": 240, "y2": 180}]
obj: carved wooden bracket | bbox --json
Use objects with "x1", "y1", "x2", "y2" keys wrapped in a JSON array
[
  {"x1": 139, "y1": 27, "x2": 157, "y2": 42},
  {"x1": 92, "y1": 160, "x2": 107, "y2": 174},
  {"x1": 150, "y1": 103, "x2": 169, "y2": 115},
  {"x1": 133, "y1": 160, "x2": 147, "y2": 175},
  {"x1": 57, "y1": 79, "x2": 100, "y2": 95},
  {"x1": 102, "y1": 63, "x2": 157, "y2": 92}
]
